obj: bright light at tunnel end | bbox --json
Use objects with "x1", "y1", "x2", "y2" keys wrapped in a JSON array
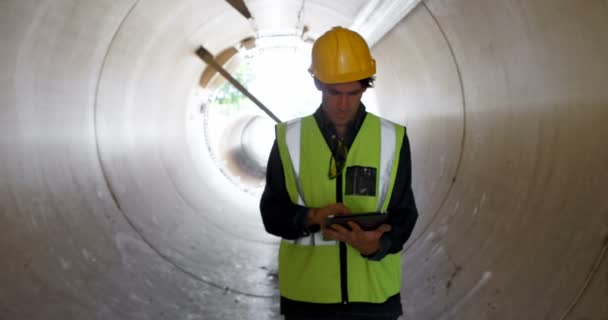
[{"x1": 188, "y1": 34, "x2": 325, "y2": 198}]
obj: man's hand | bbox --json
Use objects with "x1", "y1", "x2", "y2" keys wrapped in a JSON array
[
  {"x1": 307, "y1": 203, "x2": 350, "y2": 228},
  {"x1": 323, "y1": 222, "x2": 391, "y2": 255}
]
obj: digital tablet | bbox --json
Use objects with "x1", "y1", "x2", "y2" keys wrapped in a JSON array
[{"x1": 325, "y1": 212, "x2": 389, "y2": 231}]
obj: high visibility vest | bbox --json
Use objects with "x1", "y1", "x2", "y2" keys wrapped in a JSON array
[{"x1": 275, "y1": 113, "x2": 405, "y2": 304}]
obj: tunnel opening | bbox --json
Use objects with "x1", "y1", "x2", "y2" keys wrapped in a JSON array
[{"x1": 193, "y1": 35, "x2": 320, "y2": 197}]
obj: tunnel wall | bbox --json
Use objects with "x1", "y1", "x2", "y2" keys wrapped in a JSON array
[
  {"x1": 1, "y1": 1, "x2": 277, "y2": 319},
  {"x1": 1, "y1": 0, "x2": 607, "y2": 319},
  {"x1": 372, "y1": 1, "x2": 608, "y2": 319}
]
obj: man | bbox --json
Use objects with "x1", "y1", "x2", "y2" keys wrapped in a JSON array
[{"x1": 260, "y1": 26, "x2": 418, "y2": 320}]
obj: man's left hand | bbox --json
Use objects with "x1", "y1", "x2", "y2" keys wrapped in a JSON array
[{"x1": 323, "y1": 222, "x2": 391, "y2": 255}]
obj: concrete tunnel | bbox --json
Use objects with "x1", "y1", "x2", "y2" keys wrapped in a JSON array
[{"x1": 1, "y1": 0, "x2": 607, "y2": 319}]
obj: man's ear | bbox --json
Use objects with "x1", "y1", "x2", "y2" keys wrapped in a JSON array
[{"x1": 313, "y1": 77, "x2": 323, "y2": 91}]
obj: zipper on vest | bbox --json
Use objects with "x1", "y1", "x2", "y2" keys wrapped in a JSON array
[
  {"x1": 336, "y1": 173, "x2": 349, "y2": 304},
  {"x1": 339, "y1": 241, "x2": 348, "y2": 304}
]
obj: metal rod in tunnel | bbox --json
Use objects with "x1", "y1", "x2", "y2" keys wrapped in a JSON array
[{"x1": 196, "y1": 45, "x2": 282, "y2": 123}]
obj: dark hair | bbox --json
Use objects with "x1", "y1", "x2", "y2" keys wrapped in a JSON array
[
  {"x1": 358, "y1": 76, "x2": 376, "y2": 88},
  {"x1": 313, "y1": 76, "x2": 376, "y2": 89}
]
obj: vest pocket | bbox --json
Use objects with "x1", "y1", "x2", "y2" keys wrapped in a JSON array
[{"x1": 345, "y1": 166, "x2": 377, "y2": 196}]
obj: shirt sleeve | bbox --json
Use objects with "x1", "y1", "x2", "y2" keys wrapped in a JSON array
[
  {"x1": 259, "y1": 140, "x2": 319, "y2": 239},
  {"x1": 364, "y1": 133, "x2": 419, "y2": 261}
]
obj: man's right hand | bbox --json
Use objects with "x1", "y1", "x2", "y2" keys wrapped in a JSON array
[{"x1": 307, "y1": 203, "x2": 350, "y2": 228}]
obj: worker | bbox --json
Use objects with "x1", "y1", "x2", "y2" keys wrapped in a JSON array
[{"x1": 260, "y1": 26, "x2": 418, "y2": 320}]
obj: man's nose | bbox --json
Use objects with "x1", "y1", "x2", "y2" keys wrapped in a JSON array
[{"x1": 338, "y1": 94, "x2": 349, "y2": 108}]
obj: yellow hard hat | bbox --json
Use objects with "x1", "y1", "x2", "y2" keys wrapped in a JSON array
[{"x1": 309, "y1": 26, "x2": 376, "y2": 84}]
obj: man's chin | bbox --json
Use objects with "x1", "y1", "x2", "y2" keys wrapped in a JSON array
[
  {"x1": 332, "y1": 120, "x2": 349, "y2": 127},
  {"x1": 331, "y1": 116, "x2": 351, "y2": 125}
]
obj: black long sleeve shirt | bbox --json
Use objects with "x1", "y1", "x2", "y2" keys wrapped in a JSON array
[{"x1": 260, "y1": 104, "x2": 418, "y2": 259}]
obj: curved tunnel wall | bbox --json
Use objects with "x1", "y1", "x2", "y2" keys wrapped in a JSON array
[
  {"x1": 1, "y1": 1, "x2": 607, "y2": 319},
  {"x1": 375, "y1": 2, "x2": 608, "y2": 319}
]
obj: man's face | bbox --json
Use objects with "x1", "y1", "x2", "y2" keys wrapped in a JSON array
[{"x1": 319, "y1": 81, "x2": 367, "y2": 128}]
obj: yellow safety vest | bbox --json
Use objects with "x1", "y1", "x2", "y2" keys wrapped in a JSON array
[{"x1": 276, "y1": 113, "x2": 405, "y2": 303}]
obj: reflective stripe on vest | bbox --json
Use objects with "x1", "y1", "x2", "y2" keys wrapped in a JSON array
[{"x1": 284, "y1": 119, "x2": 305, "y2": 206}]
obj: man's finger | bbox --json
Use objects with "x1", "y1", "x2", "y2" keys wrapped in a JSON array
[
  {"x1": 336, "y1": 204, "x2": 351, "y2": 216},
  {"x1": 322, "y1": 228, "x2": 335, "y2": 239},
  {"x1": 323, "y1": 228, "x2": 345, "y2": 242},
  {"x1": 348, "y1": 221, "x2": 362, "y2": 232},
  {"x1": 328, "y1": 223, "x2": 350, "y2": 234}
]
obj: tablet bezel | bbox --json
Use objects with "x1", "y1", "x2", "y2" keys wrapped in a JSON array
[{"x1": 325, "y1": 212, "x2": 388, "y2": 231}]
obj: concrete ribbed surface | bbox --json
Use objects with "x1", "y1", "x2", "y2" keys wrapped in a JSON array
[{"x1": 0, "y1": 0, "x2": 606, "y2": 319}]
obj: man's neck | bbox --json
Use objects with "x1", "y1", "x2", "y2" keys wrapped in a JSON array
[
  {"x1": 335, "y1": 126, "x2": 347, "y2": 139},
  {"x1": 313, "y1": 103, "x2": 367, "y2": 147}
]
